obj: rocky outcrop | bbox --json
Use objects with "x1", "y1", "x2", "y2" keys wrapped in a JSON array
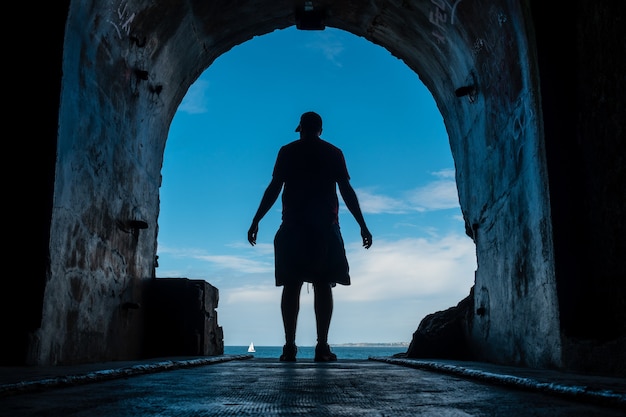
[{"x1": 405, "y1": 289, "x2": 474, "y2": 361}]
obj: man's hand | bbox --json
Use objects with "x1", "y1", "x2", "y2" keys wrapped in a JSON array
[
  {"x1": 361, "y1": 226, "x2": 372, "y2": 249},
  {"x1": 248, "y1": 222, "x2": 259, "y2": 246}
]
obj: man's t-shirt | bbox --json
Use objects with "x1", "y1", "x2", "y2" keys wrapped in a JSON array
[
  {"x1": 272, "y1": 138, "x2": 349, "y2": 226},
  {"x1": 272, "y1": 137, "x2": 351, "y2": 285}
]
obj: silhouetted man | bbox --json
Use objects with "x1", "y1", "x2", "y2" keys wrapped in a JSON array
[{"x1": 248, "y1": 111, "x2": 372, "y2": 361}]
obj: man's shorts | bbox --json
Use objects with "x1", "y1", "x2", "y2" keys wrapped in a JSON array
[{"x1": 273, "y1": 222, "x2": 350, "y2": 286}]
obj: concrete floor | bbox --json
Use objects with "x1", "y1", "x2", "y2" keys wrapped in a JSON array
[{"x1": 1, "y1": 355, "x2": 624, "y2": 416}]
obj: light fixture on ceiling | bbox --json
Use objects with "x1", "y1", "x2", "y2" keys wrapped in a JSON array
[{"x1": 295, "y1": 1, "x2": 327, "y2": 30}]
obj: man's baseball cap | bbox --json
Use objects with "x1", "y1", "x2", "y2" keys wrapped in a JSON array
[{"x1": 295, "y1": 111, "x2": 323, "y2": 132}]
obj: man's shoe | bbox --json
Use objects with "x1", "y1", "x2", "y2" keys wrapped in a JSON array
[
  {"x1": 279, "y1": 343, "x2": 297, "y2": 361},
  {"x1": 314, "y1": 343, "x2": 337, "y2": 362}
]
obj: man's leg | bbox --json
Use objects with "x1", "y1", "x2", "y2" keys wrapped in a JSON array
[
  {"x1": 313, "y1": 282, "x2": 333, "y2": 345},
  {"x1": 313, "y1": 282, "x2": 337, "y2": 361},
  {"x1": 281, "y1": 282, "x2": 303, "y2": 346}
]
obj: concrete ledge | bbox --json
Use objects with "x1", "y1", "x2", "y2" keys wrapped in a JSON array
[
  {"x1": 0, "y1": 355, "x2": 252, "y2": 397},
  {"x1": 370, "y1": 357, "x2": 626, "y2": 410}
]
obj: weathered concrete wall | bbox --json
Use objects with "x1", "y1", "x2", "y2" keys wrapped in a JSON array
[
  {"x1": 21, "y1": 0, "x2": 624, "y2": 375},
  {"x1": 35, "y1": 0, "x2": 173, "y2": 364},
  {"x1": 534, "y1": 1, "x2": 626, "y2": 376},
  {"x1": 423, "y1": 0, "x2": 560, "y2": 368},
  {"x1": 41, "y1": 0, "x2": 558, "y2": 368}
]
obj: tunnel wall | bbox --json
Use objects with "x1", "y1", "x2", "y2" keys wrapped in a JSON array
[
  {"x1": 34, "y1": 0, "x2": 168, "y2": 364},
  {"x1": 41, "y1": 0, "x2": 558, "y2": 368},
  {"x1": 532, "y1": 1, "x2": 626, "y2": 375},
  {"x1": 428, "y1": 0, "x2": 561, "y2": 368},
  {"x1": 12, "y1": 0, "x2": 624, "y2": 375}
]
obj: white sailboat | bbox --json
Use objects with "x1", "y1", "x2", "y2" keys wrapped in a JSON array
[{"x1": 247, "y1": 342, "x2": 256, "y2": 353}]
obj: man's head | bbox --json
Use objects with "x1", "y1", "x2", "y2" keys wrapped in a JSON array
[{"x1": 295, "y1": 111, "x2": 323, "y2": 134}]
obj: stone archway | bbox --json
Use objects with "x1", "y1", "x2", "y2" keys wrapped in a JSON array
[
  {"x1": 40, "y1": 0, "x2": 557, "y2": 368},
  {"x1": 26, "y1": 1, "x2": 626, "y2": 377}
]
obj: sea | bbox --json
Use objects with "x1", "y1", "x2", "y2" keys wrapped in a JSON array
[{"x1": 224, "y1": 345, "x2": 408, "y2": 360}]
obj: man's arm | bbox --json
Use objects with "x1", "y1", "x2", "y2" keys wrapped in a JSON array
[
  {"x1": 337, "y1": 179, "x2": 372, "y2": 249},
  {"x1": 248, "y1": 177, "x2": 283, "y2": 245}
]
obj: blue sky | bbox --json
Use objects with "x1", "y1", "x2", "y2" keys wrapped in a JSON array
[{"x1": 157, "y1": 26, "x2": 476, "y2": 347}]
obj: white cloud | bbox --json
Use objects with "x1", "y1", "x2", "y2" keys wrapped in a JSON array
[
  {"x1": 335, "y1": 234, "x2": 475, "y2": 303},
  {"x1": 404, "y1": 179, "x2": 459, "y2": 211},
  {"x1": 178, "y1": 79, "x2": 209, "y2": 114},
  {"x1": 156, "y1": 244, "x2": 274, "y2": 276},
  {"x1": 432, "y1": 168, "x2": 455, "y2": 179},
  {"x1": 305, "y1": 33, "x2": 344, "y2": 67},
  {"x1": 354, "y1": 169, "x2": 460, "y2": 214},
  {"x1": 225, "y1": 284, "x2": 279, "y2": 304},
  {"x1": 214, "y1": 233, "x2": 476, "y2": 346},
  {"x1": 195, "y1": 254, "x2": 273, "y2": 274},
  {"x1": 355, "y1": 188, "x2": 407, "y2": 214},
  {"x1": 228, "y1": 241, "x2": 275, "y2": 256},
  {"x1": 157, "y1": 231, "x2": 476, "y2": 346},
  {"x1": 162, "y1": 233, "x2": 475, "y2": 305}
]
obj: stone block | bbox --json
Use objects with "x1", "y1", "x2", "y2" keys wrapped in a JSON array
[{"x1": 143, "y1": 278, "x2": 223, "y2": 358}]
